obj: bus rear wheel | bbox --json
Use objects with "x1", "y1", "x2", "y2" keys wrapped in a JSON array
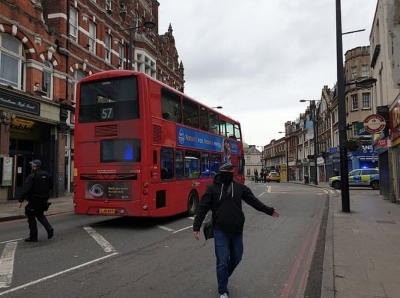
[{"x1": 187, "y1": 190, "x2": 199, "y2": 216}]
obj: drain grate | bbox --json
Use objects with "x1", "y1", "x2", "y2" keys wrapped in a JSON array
[{"x1": 376, "y1": 220, "x2": 396, "y2": 224}]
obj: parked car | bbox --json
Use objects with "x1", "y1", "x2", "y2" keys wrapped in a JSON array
[
  {"x1": 329, "y1": 168, "x2": 379, "y2": 190},
  {"x1": 266, "y1": 172, "x2": 280, "y2": 183}
]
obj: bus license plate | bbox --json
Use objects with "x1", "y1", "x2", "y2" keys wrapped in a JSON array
[{"x1": 98, "y1": 208, "x2": 116, "y2": 214}]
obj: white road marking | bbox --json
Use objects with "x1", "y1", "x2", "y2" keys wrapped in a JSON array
[
  {"x1": 156, "y1": 225, "x2": 174, "y2": 232},
  {"x1": 0, "y1": 242, "x2": 17, "y2": 288},
  {"x1": 83, "y1": 226, "x2": 116, "y2": 253},
  {"x1": 172, "y1": 225, "x2": 193, "y2": 234},
  {"x1": 0, "y1": 252, "x2": 118, "y2": 296},
  {"x1": 0, "y1": 239, "x2": 22, "y2": 245}
]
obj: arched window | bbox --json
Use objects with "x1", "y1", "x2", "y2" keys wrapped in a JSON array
[
  {"x1": 0, "y1": 33, "x2": 24, "y2": 89},
  {"x1": 42, "y1": 61, "x2": 53, "y2": 98}
]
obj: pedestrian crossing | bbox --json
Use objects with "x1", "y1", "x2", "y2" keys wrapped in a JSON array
[{"x1": 0, "y1": 241, "x2": 17, "y2": 288}]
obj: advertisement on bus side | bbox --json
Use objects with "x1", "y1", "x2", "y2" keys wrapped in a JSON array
[{"x1": 176, "y1": 126, "x2": 238, "y2": 163}]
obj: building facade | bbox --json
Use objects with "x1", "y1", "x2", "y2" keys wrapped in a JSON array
[
  {"x1": 263, "y1": 1, "x2": 400, "y2": 200},
  {"x1": 0, "y1": 0, "x2": 184, "y2": 203},
  {"x1": 263, "y1": 138, "x2": 286, "y2": 179},
  {"x1": 244, "y1": 145, "x2": 262, "y2": 180},
  {"x1": 371, "y1": 0, "x2": 400, "y2": 202}
]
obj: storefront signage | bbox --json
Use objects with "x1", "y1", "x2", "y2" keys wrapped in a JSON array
[
  {"x1": 363, "y1": 114, "x2": 386, "y2": 134},
  {"x1": 0, "y1": 93, "x2": 40, "y2": 115},
  {"x1": 10, "y1": 118, "x2": 42, "y2": 140},
  {"x1": 356, "y1": 121, "x2": 370, "y2": 136},
  {"x1": 377, "y1": 139, "x2": 388, "y2": 147}
]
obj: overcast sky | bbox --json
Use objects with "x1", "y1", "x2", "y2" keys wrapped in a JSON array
[{"x1": 158, "y1": 1, "x2": 377, "y2": 147}]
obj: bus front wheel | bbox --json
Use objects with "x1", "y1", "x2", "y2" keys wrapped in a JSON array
[{"x1": 187, "y1": 190, "x2": 199, "y2": 216}]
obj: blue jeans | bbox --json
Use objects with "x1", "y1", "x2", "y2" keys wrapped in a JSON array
[{"x1": 214, "y1": 229, "x2": 243, "y2": 295}]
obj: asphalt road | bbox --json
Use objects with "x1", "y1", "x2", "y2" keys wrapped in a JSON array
[{"x1": 0, "y1": 182, "x2": 329, "y2": 298}]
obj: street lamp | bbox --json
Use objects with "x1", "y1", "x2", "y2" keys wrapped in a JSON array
[
  {"x1": 300, "y1": 99, "x2": 318, "y2": 185},
  {"x1": 278, "y1": 131, "x2": 289, "y2": 182},
  {"x1": 336, "y1": 0, "x2": 350, "y2": 212},
  {"x1": 119, "y1": 21, "x2": 156, "y2": 70},
  {"x1": 257, "y1": 145, "x2": 265, "y2": 172}
]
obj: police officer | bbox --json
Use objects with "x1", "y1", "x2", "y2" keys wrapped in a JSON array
[{"x1": 18, "y1": 159, "x2": 54, "y2": 242}]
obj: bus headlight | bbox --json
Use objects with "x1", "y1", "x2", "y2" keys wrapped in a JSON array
[{"x1": 142, "y1": 204, "x2": 148, "y2": 210}]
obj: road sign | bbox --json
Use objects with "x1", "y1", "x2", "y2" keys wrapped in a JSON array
[{"x1": 363, "y1": 114, "x2": 386, "y2": 133}]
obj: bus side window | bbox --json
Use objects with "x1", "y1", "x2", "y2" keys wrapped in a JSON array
[
  {"x1": 176, "y1": 150, "x2": 184, "y2": 179},
  {"x1": 185, "y1": 166, "x2": 191, "y2": 178},
  {"x1": 160, "y1": 147, "x2": 174, "y2": 180},
  {"x1": 209, "y1": 111, "x2": 219, "y2": 134},
  {"x1": 185, "y1": 151, "x2": 200, "y2": 179},
  {"x1": 199, "y1": 106, "x2": 209, "y2": 131},
  {"x1": 211, "y1": 154, "x2": 222, "y2": 175},
  {"x1": 183, "y1": 98, "x2": 199, "y2": 129},
  {"x1": 161, "y1": 89, "x2": 182, "y2": 123},
  {"x1": 162, "y1": 112, "x2": 171, "y2": 120}
]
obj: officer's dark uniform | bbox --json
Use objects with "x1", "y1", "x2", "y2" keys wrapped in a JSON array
[{"x1": 18, "y1": 160, "x2": 54, "y2": 242}]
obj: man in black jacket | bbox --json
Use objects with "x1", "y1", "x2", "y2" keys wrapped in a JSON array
[
  {"x1": 18, "y1": 159, "x2": 54, "y2": 242},
  {"x1": 193, "y1": 163, "x2": 279, "y2": 298}
]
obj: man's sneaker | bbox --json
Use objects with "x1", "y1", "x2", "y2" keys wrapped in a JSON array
[
  {"x1": 24, "y1": 238, "x2": 38, "y2": 242},
  {"x1": 220, "y1": 294, "x2": 228, "y2": 298},
  {"x1": 47, "y1": 228, "x2": 54, "y2": 239}
]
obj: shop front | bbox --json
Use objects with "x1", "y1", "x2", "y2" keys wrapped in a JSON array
[{"x1": 0, "y1": 89, "x2": 61, "y2": 203}]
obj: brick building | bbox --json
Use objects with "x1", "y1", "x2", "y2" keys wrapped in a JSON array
[{"x1": 0, "y1": 0, "x2": 184, "y2": 202}]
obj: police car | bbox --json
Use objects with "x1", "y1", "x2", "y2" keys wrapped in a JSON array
[{"x1": 329, "y1": 168, "x2": 379, "y2": 190}]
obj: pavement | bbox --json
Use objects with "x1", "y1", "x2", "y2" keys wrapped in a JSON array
[
  {"x1": 0, "y1": 193, "x2": 74, "y2": 222},
  {"x1": 1, "y1": 183, "x2": 400, "y2": 297}
]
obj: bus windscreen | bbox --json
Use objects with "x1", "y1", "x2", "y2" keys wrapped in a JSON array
[{"x1": 79, "y1": 76, "x2": 139, "y2": 123}]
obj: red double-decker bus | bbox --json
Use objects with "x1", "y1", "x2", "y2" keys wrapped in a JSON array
[{"x1": 73, "y1": 70, "x2": 244, "y2": 217}]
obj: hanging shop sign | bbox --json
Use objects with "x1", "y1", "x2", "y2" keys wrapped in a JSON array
[
  {"x1": 356, "y1": 121, "x2": 371, "y2": 135},
  {"x1": 363, "y1": 114, "x2": 386, "y2": 134},
  {"x1": 377, "y1": 139, "x2": 388, "y2": 148}
]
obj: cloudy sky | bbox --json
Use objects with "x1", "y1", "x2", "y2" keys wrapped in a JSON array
[{"x1": 158, "y1": 1, "x2": 377, "y2": 147}]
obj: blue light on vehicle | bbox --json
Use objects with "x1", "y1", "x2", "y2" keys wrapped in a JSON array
[{"x1": 124, "y1": 142, "x2": 133, "y2": 161}]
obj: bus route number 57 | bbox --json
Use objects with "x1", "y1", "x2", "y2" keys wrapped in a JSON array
[{"x1": 101, "y1": 107, "x2": 114, "y2": 120}]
